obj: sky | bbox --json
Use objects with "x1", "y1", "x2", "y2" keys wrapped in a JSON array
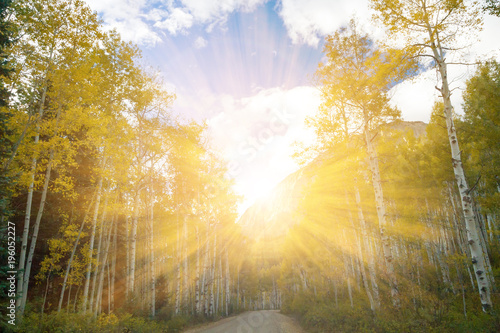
[{"x1": 83, "y1": 0, "x2": 500, "y2": 214}]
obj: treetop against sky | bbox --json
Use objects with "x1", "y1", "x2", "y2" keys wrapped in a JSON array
[{"x1": 83, "y1": 0, "x2": 500, "y2": 212}]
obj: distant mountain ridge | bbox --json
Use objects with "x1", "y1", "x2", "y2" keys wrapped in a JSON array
[{"x1": 238, "y1": 120, "x2": 428, "y2": 239}]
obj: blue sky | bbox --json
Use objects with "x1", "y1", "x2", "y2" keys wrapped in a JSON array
[
  {"x1": 84, "y1": 0, "x2": 500, "y2": 213},
  {"x1": 144, "y1": 1, "x2": 323, "y2": 100}
]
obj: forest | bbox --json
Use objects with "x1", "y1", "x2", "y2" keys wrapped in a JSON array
[{"x1": 0, "y1": 0, "x2": 499, "y2": 332}]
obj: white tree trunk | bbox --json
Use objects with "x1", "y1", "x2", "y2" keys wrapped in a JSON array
[
  {"x1": 91, "y1": 193, "x2": 109, "y2": 311},
  {"x1": 94, "y1": 216, "x2": 114, "y2": 317},
  {"x1": 129, "y1": 190, "x2": 140, "y2": 296},
  {"x1": 203, "y1": 224, "x2": 210, "y2": 316},
  {"x1": 183, "y1": 215, "x2": 189, "y2": 311},
  {"x1": 354, "y1": 185, "x2": 380, "y2": 309},
  {"x1": 363, "y1": 119, "x2": 399, "y2": 307},
  {"x1": 225, "y1": 247, "x2": 230, "y2": 316},
  {"x1": 195, "y1": 226, "x2": 201, "y2": 314},
  {"x1": 175, "y1": 217, "x2": 181, "y2": 315},
  {"x1": 16, "y1": 58, "x2": 53, "y2": 311},
  {"x1": 209, "y1": 231, "x2": 217, "y2": 316},
  {"x1": 82, "y1": 175, "x2": 104, "y2": 311},
  {"x1": 420, "y1": 14, "x2": 493, "y2": 311},
  {"x1": 58, "y1": 192, "x2": 96, "y2": 312},
  {"x1": 110, "y1": 214, "x2": 117, "y2": 311},
  {"x1": 20, "y1": 147, "x2": 56, "y2": 316},
  {"x1": 150, "y1": 186, "x2": 156, "y2": 317}
]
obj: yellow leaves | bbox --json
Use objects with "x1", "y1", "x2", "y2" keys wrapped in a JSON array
[
  {"x1": 370, "y1": 0, "x2": 483, "y2": 50},
  {"x1": 35, "y1": 231, "x2": 74, "y2": 282}
]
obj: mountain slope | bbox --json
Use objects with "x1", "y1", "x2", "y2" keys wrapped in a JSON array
[{"x1": 237, "y1": 120, "x2": 428, "y2": 239}]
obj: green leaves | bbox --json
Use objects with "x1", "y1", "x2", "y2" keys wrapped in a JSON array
[{"x1": 462, "y1": 61, "x2": 500, "y2": 212}]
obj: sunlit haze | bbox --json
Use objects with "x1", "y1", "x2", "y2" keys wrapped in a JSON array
[{"x1": 84, "y1": 0, "x2": 500, "y2": 214}]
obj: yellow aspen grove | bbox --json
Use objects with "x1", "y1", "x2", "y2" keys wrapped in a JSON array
[
  {"x1": 311, "y1": 19, "x2": 417, "y2": 307},
  {"x1": 4, "y1": 0, "x2": 499, "y2": 331},
  {"x1": 372, "y1": 0, "x2": 493, "y2": 312}
]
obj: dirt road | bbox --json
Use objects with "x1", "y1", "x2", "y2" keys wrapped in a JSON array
[{"x1": 183, "y1": 310, "x2": 306, "y2": 333}]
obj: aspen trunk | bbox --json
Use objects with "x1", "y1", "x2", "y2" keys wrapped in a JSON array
[
  {"x1": 20, "y1": 147, "x2": 56, "y2": 316},
  {"x1": 110, "y1": 214, "x2": 117, "y2": 311},
  {"x1": 94, "y1": 216, "x2": 114, "y2": 317},
  {"x1": 209, "y1": 231, "x2": 217, "y2": 316},
  {"x1": 195, "y1": 226, "x2": 201, "y2": 314},
  {"x1": 91, "y1": 193, "x2": 109, "y2": 311},
  {"x1": 203, "y1": 224, "x2": 210, "y2": 316},
  {"x1": 16, "y1": 56, "x2": 53, "y2": 311},
  {"x1": 420, "y1": 15, "x2": 493, "y2": 311},
  {"x1": 183, "y1": 215, "x2": 189, "y2": 311},
  {"x1": 175, "y1": 217, "x2": 181, "y2": 315},
  {"x1": 225, "y1": 247, "x2": 230, "y2": 316},
  {"x1": 125, "y1": 216, "x2": 130, "y2": 299},
  {"x1": 216, "y1": 257, "x2": 221, "y2": 315},
  {"x1": 66, "y1": 280, "x2": 72, "y2": 312},
  {"x1": 150, "y1": 185, "x2": 156, "y2": 317},
  {"x1": 363, "y1": 119, "x2": 399, "y2": 307},
  {"x1": 82, "y1": 175, "x2": 104, "y2": 311},
  {"x1": 355, "y1": 185, "x2": 380, "y2": 308},
  {"x1": 237, "y1": 270, "x2": 240, "y2": 311},
  {"x1": 58, "y1": 192, "x2": 96, "y2": 312},
  {"x1": 129, "y1": 190, "x2": 140, "y2": 296}
]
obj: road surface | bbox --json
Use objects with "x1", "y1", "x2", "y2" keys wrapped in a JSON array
[{"x1": 183, "y1": 310, "x2": 305, "y2": 333}]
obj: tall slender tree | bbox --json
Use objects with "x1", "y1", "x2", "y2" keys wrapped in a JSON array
[{"x1": 372, "y1": 0, "x2": 493, "y2": 312}]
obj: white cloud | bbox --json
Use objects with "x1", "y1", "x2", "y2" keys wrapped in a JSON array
[
  {"x1": 180, "y1": 0, "x2": 266, "y2": 23},
  {"x1": 154, "y1": 8, "x2": 194, "y2": 34},
  {"x1": 84, "y1": 0, "x2": 162, "y2": 46},
  {"x1": 193, "y1": 36, "x2": 208, "y2": 49},
  {"x1": 277, "y1": 0, "x2": 371, "y2": 47},
  {"x1": 84, "y1": 0, "x2": 268, "y2": 45}
]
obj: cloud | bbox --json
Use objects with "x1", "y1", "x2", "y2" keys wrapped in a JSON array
[
  {"x1": 84, "y1": 0, "x2": 269, "y2": 45},
  {"x1": 154, "y1": 7, "x2": 194, "y2": 34},
  {"x1": 276, "y1": 0, "x2": 370, "y2": 47},
  {"x1": 193, "y1": 36, "x2": 208, "y2": 49},
  {"x1": 180, "y1": 0, "x2": 266, "y2": 23},
  {"x1": 84, "y1": 0, "x2": 162, "y2": 46}
]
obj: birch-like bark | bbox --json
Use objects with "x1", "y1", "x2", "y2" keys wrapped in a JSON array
[
  {"x1": 20, "y1": 144, "x2": 57, "y2": 316},
  {"x1": 91, "y1": 193, "x2": 109, "y2": 311},
  {"x1": 363, "y1": 118, "x2": 399, "y2": 307},
  {"x1": 424, "y1": 15, "x2": 493, "y2": 309},
  {"x1": 195, "y1": 226, "x2": 201, "y2": 314},
  {"x1": 354, "y1": 185, "x2": 380, "y2": 308},
  {"x1": 209, "y1": 231, "x2": 217, "y2": 316},
  {"x1": 129, "y1": 190, "x2": 140, "y2": 296},
  {"x1": 203, "y1": 224, "x2": 210, "y2": 315},
  {"x1": 125, "y1": 216, "x2": 130, "y2": 299},
  {"x1": 94, "y1": 216, "x2": 114, "y2": 317},
  {"x1": 216, "y1": 257, "x2": 221, "y2": 315},
  {"x1": 237, "y1": 270, "x2": 240, "y2": 311},
  {"x1": 175, "y1": 216, "x2": 181, "y2": 315},
  {"x1": 149, "y1": 185, "x2": 156, "y2": 317},
  {"x1": 66, "y1": 280, "x2": 72, "y2": 312},
  {"x1": 17, "y1": 111, "x2": 44, "y2": 310},
  {"x1": 225, "y1": 247, "x2": 230, "y2": 316},
  {"x1": 183, "y1": 215, "x2": 189, "y2": 311},
  {"x1": 82, "y1": 174, "x2": 104, "y2": 311},
  {"x1": 110, "y1": 214, "x2": 117, "y2": 311},
  {"x1": 58, "y1": 192, "x2": 96, "y2": 312}
]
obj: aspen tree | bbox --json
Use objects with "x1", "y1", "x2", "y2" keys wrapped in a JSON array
[
  {"x1": 313, "y1": 19, "x2": 416, "y2": 306},
  {"x1": 372, "y1": 0, "x2": 493, "y2": 312}
]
